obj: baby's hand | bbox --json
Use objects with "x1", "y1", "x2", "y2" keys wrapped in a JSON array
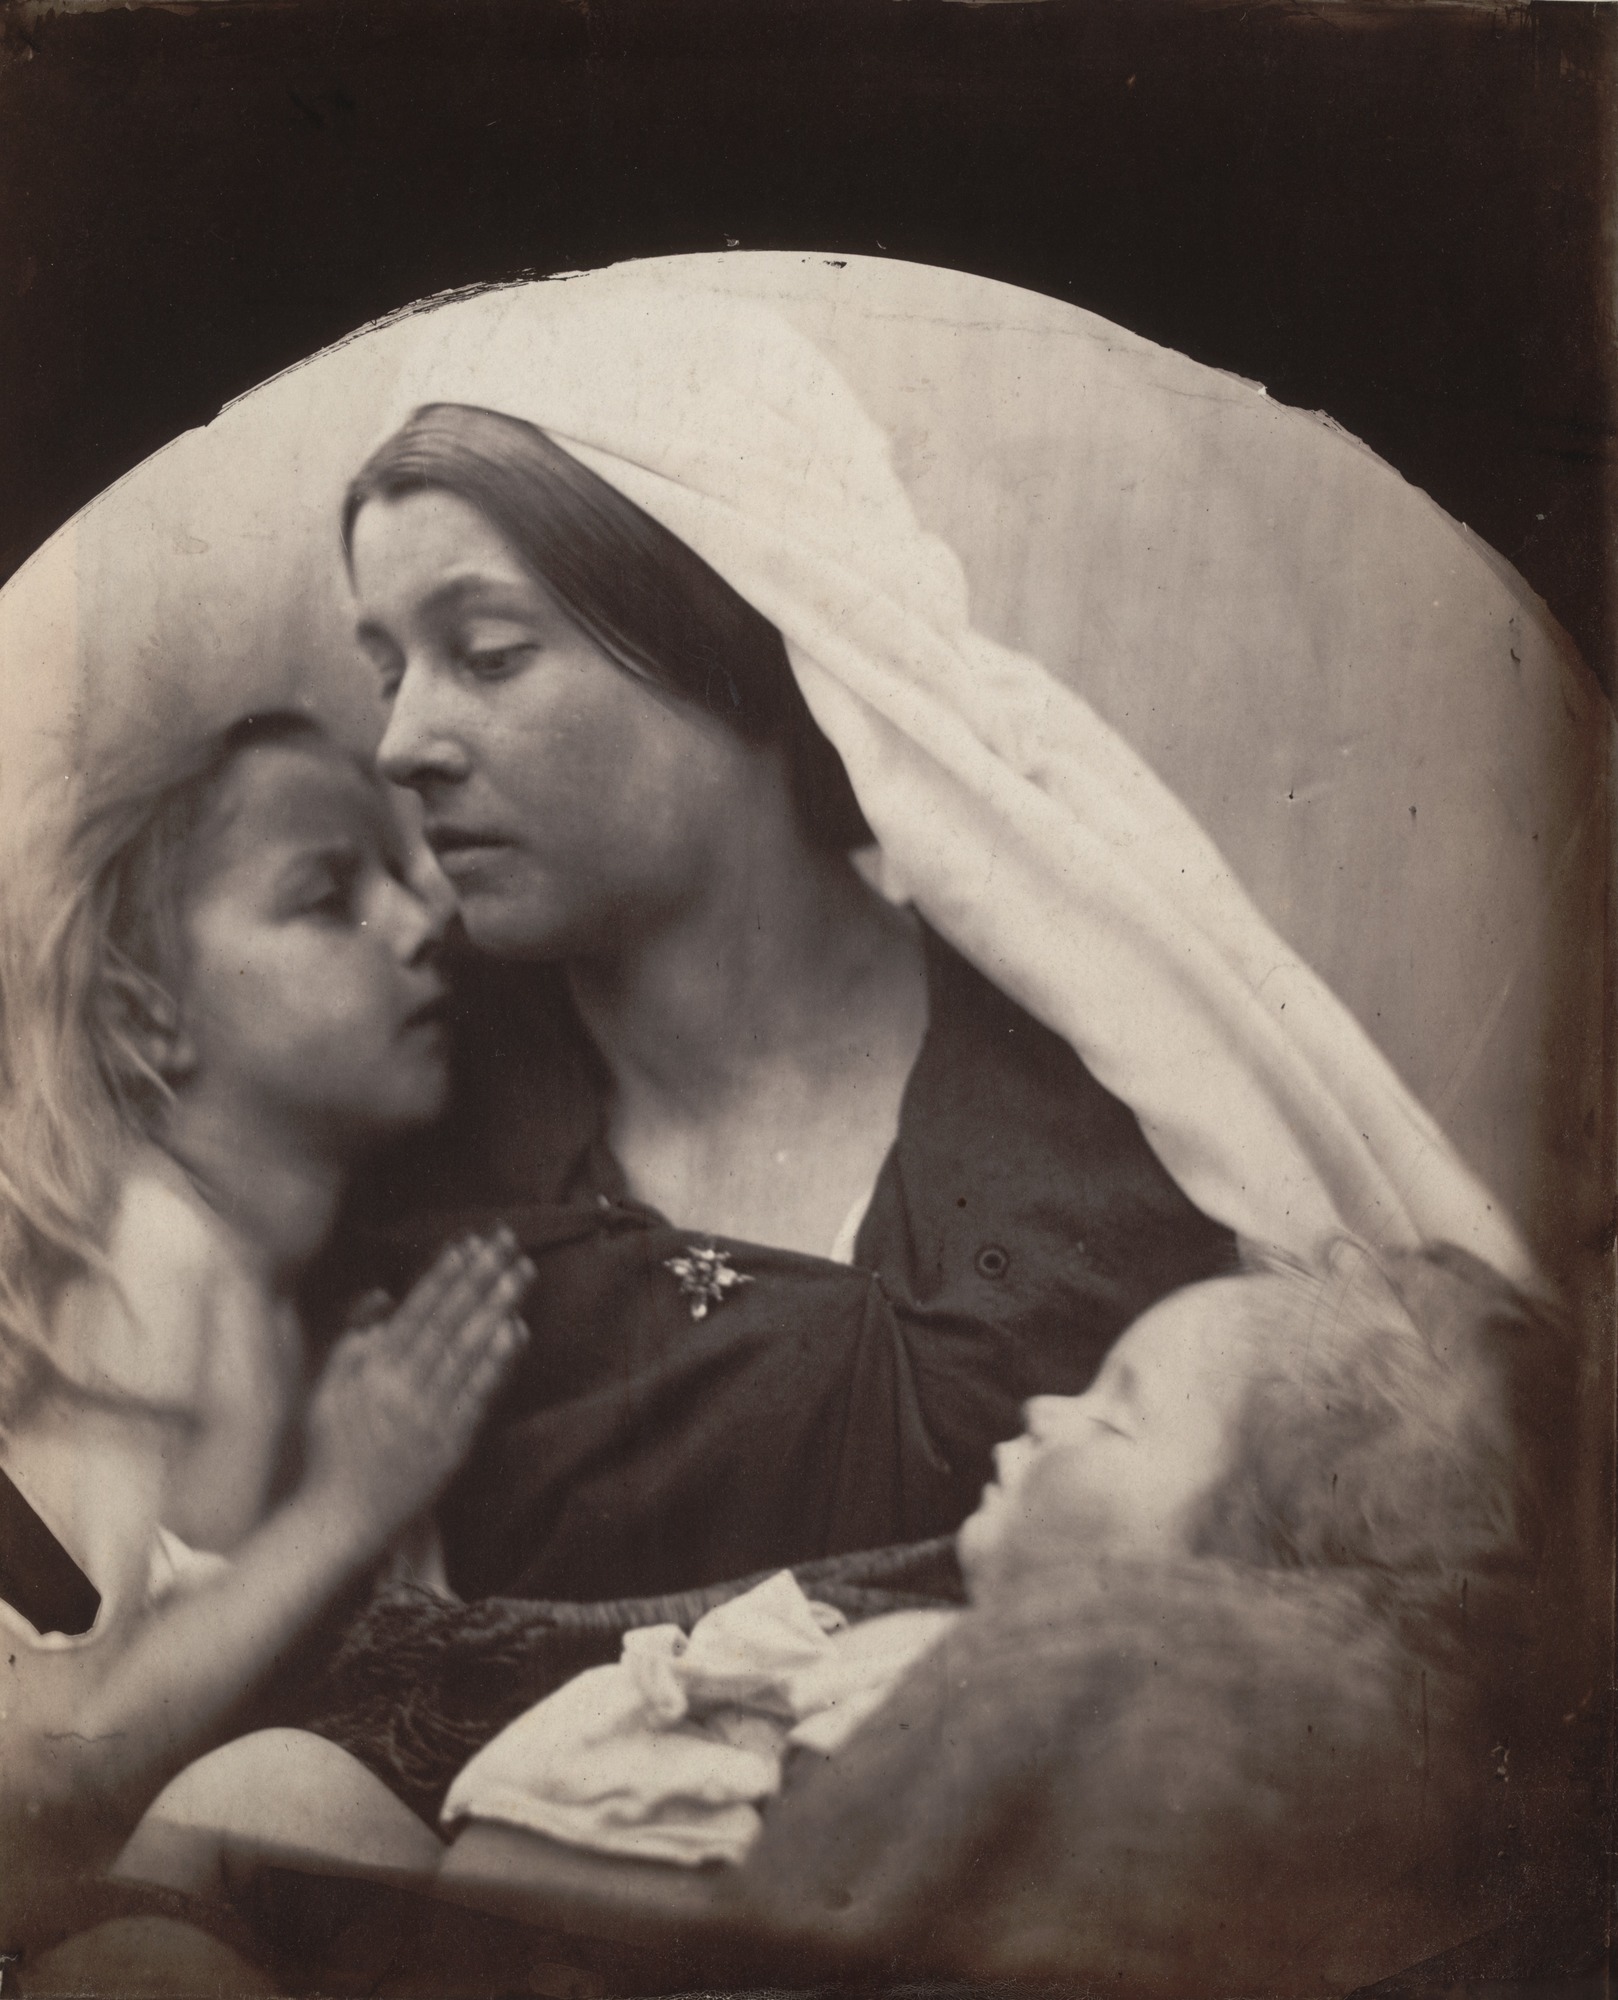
[{"x1": 302, "y1": 1230, "x2": 534, "y2": 1549}]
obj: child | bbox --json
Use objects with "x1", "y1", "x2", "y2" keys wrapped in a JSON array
[
  {"x1": 0, "y1": 712, "x2": 535, "y2": 1937},
  {"x1": 724, "y1": 1239, "x2": 1565, "y2": 1991},
  {"x1": 957, "y1": 1235, "x2": 1549, "y2": 1590}
]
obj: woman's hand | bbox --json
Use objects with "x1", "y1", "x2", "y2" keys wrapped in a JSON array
[{"x1": 302, "y1": 1230, "x2": 534, "y2": 1552}]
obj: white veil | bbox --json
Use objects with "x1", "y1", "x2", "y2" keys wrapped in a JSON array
[{"x1": 362, "y1": 269, "x2": 1532, "y2": 1283}]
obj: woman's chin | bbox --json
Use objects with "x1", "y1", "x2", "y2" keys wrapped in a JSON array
[
  {"x1": 453, "y1": 890, "x2": 565, "y2": 961},
  {"x1": 455, "y1": 888, "x2": 639, "y2": 966}
]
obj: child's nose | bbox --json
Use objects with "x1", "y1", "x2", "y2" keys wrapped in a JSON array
[
  {"x1": 393, "y1": 875, "x2": 452, "y2": 964},
  {"x1": 404, "y1": 839, "x2": 457, "y2": 940}
]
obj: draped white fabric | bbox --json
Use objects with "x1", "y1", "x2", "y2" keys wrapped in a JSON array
[
  {"x1": 365, "y1": 272, "x2": 1532, "y2": 1282},
  {"x1": 1, "y1": 259, "x2": 1559, "y2": 1282}
]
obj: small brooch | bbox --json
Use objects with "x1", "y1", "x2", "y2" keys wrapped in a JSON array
[{"x1": 664, "y1": 1243, "x2": 753, "y2": 1321}]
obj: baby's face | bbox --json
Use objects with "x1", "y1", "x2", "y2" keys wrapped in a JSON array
[{"x1": 958, "y1": 1278, "x2": 1263, "y2": 1584}]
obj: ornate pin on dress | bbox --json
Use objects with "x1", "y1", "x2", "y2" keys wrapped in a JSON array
[{"x1": 664, "y1": 1244, "x2": 753, "y2": 1320}]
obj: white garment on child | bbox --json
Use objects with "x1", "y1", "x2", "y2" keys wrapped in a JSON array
[
  {"x1": 0, "y1": 1148, "x2": 285, "y2": 1654},
  {"x1": 0, "y1": 1512, "x2": 230, "y2": 1653},
  {"x1": 441, "y1": 1572, "x2": 956, "y2": 1865}
]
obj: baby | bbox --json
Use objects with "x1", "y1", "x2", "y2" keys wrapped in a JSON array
[
  {"x1": 717, "y1": 1240, "x2": 1562, "y2": 1991},
  {"x1": 961, "y1": 1236, "x2": 1546, "y2": 1589},
  {"x1": 441, "y1": 1238, "x2": 1553, "y2": 1873}
]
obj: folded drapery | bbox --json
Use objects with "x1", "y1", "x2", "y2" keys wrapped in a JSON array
[
  {"x1": 278, "y1": 1540, "x2": 965, "y2": 1825},
  {"x1": 370, "y1": 270, "x2": 1531, "y2": 1285},
  {"x1": 734, "y1": 1556, "x2": 1541, "y2": 1994},
  {"x1": 440, "y1": 1572, "x2": 956, "y2": 1865}
]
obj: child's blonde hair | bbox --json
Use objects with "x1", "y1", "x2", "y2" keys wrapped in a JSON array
[
  {"x1": 1187, "y1": 1239, "x2": 1566, "y2": 1580},
  {"x1": 0, "y1": 711, "x2": 328, "y2": 1420}
]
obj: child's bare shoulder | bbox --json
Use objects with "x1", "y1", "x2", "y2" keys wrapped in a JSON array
[{"x1": 53, "y1": 1156, "x2": 247, "y2": 1409}]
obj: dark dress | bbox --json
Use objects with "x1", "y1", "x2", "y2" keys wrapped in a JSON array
[{"x1": 340, "y1": 923, "x2": 1236, "y2": 1603}]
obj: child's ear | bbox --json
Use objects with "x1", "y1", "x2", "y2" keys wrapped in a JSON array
[
  {"x1": 99, "y1": 960, "x2": 197, "y2": 1090},
  {"x1": 141, "y1": 987, "x2": 198, "y2": 1088}
]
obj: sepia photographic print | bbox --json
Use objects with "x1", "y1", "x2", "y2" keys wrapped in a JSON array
[{"x1": 0, "y1": 4, "x2": 1612, "y2": 1996}]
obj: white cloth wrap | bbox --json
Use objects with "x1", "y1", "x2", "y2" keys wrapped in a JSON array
[
  {"x1": 440, "y1": 1572, "x2": 957, "y2": 1866},
  {"x1": 371, "y1": 275, "x2": 1528, "y2": 1282}
]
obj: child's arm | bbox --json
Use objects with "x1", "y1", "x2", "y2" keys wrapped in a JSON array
[{"x1": 1, "y1": 1232, "x2": 533, "y2": 1876}]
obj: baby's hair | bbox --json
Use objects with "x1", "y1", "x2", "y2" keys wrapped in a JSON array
[
  {"x1": 0, "y1": 710, "x2": 329, "y2": 1420},
  {"x1": 1187, "y1": 1240, "x2": 1567, "y2": 1580}
]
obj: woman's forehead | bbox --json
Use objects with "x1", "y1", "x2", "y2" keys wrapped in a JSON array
[{"x1": 350, "y1": 485, "x2": 531, "y2": 595}]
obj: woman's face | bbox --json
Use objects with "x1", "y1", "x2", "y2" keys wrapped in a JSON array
[
  {"x1": 350, "y1": 488, "x2": 761, "y2": 961},
  {"x1": 957, "y1": 1279, "x2": 1262, "y2": 1584}
]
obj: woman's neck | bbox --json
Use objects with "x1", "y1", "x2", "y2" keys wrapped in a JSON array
[
  {"x1": 562, "y1": 791, "x2": 929, "y2": 1251},
  {"x1": 156, "y1": 1098, "x2": 348, "y2": 1295},
  {"x1": 566, "y1": 831, "x2": 912, "y2": 1116}
]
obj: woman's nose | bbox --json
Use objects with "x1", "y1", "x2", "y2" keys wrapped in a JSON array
[{"x1": 376, "y1": 664, "x2": 470, "y2": 792}]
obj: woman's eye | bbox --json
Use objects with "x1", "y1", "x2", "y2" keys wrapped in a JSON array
[
  {"x1": 357, "y1": 635, "x2": 406, "y2": 702},
  {"x1": 460, "y1": 643, "x2": 536, "y2": 681}
]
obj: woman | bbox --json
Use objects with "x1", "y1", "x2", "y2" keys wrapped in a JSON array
[{"x1": 328, "y1": 275, "x2": 1530, "y2": 1608}]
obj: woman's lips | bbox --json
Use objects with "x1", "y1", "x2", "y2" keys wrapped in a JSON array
[{"x1": 426, "y1": 827, "x2": 510, "y2": 870}]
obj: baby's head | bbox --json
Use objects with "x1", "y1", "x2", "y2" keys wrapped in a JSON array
[
  {"x1": 1, "y1": 714, "x2": 454, "y2": 1389},
  {"x1": 958, "y1": 1241, "x2": 1557, "y2": 1593}
]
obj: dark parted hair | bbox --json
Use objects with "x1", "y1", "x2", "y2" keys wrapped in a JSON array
[{"x1": 341, "y1": 403, "x2": 872, "y2": 852}]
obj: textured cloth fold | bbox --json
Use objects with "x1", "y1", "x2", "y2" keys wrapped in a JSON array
[
  {"x1": 735, "y1": 1557, "x2": 1534, "y2": 1993},
  {"x1": 284, "y1": 1539, "x2": 965, "y2": 1824},
  {"x1": 440, "y1": 1571, "x2": 956, "y2": 1866}
]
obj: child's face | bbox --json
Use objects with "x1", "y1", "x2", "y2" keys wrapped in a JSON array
[
  {"x1": 957, "y1": 1279, "x2": 1262, "y2": 1584},
  {"x1": 175, "y1": 740, "x2": 454, "y2": 1148}
]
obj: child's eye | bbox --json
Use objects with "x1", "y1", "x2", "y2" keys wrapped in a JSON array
[
  {"x1": 303, "y1": 884, "x2": 353, "y2": 920},
  {"x1": 296, "y1": 861, "x2": 362, "y2": 922}
]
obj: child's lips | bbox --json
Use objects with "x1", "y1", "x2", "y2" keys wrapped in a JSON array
[{"x1": 400, "y1": 991, "x2": 450, "y2": 1036}]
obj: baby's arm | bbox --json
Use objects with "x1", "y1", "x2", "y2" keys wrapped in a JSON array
[{"x1": 1, "y1": 1233, "x2": 532, "y2": 1882}]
